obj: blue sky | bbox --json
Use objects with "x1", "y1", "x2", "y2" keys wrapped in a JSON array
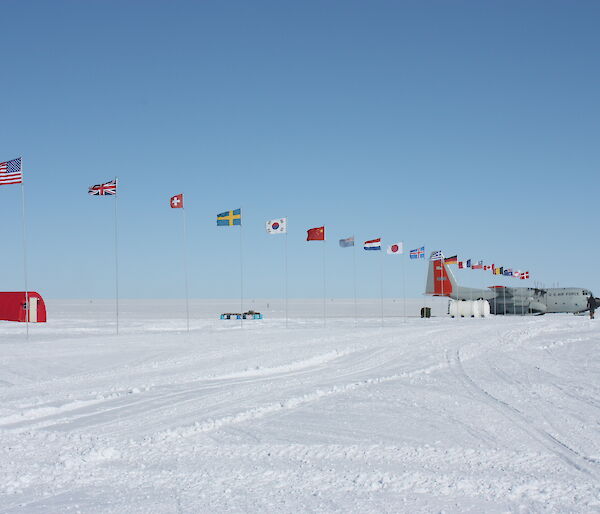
[{"x1": 1, "y1": 0, "x2": 599, "y2": 299}]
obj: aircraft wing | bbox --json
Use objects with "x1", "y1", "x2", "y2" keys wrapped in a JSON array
[{"x1": 488, "y1": 286, "x2": 514, "y2": 297}]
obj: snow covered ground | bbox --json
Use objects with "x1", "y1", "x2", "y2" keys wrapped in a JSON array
[{"x1": 0, "y1": 299, "x2": 599, "y2": 513}]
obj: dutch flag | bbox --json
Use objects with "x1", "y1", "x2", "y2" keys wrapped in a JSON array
[{"x1": 364, "y1": 238, "x2": 382, "y2": 251}]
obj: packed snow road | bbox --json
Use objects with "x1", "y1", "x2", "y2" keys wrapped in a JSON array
[{"x1": 0, "y1": 300, "x2": 599, "y2": 513}]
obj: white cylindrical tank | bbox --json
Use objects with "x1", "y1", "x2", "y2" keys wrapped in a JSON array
[
  {"x1": 478, "y1": 299, "x2": 491, "y2": 317},
  {"x1": 449, "y1": 299, "x2": 490, "y2": 318},
  {"x1": 449, "y1": 300, "x2": 466, "y2": 317},
  {"x1": 458, "y1": 300, "x2": 473, "y2": 317},
  {"x1": 449, "y1": 300, "x2": 458, "y2": 317}
]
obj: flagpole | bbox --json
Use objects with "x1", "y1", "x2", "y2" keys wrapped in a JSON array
[
  {"x1": 469, "y1": 260, "x2": 473, "y2": 304},
  {"x1": 380, "y1": 246, "x2": 384, "y2": 328},
  {"x1": 182, "y1": 204, "x2": 190, "y2": 332},
  {"x1": 240, "y1": 215, "x2": 244, "y2": 329},
  {"x1": 285, "y1": 223, "x2": 288, "y2": 329},
  {"x1": 114, "y1": 177, "x2": 119, "y2": 335},
  {"x1": 440, "y1": 253, "x2": 444, "y2": 303},
  {"x1": 402, "y1": 247, "x2": 406, "y2": 323},
  {"x1": 353, "y1": 235, "x2": 357, "y2": 327},
  {"x1": 323, "y1": 237, "x2": 326, "y2": 327},
  {"x1": 20, "y1": 158, "x2": 29, "y2": 340}
]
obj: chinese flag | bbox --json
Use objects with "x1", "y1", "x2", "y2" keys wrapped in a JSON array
[
  {"x1": 307, "y1": 226, "x2": 325, "y2": 241},
  {"x1": 170, "y1": 194, "x2": 184, "y2": 208}
]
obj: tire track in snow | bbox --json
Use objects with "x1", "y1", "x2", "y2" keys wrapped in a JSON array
[
  {"x1": 0, "y1": 329, "x2": 387, "y2": 403},
  {"x1": 62, "y1": 346, "x2": 423, "y2": 438},
  {"x1": 146, "y1": 361, "x2": 448, "y2": 443},
  {"x1": 0, "y1": 348, "x2": 362, "y2": 432},
  {"x1": 2, "y1": 326, "x2": 448, "y2": 436},
  {"x1": 447, "y1": 348, "x2": 599, "y2": 478}
]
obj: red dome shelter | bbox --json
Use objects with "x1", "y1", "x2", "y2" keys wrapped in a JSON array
[{"x1": 0, "y1": 292, "x2": 47, "y2": 323}]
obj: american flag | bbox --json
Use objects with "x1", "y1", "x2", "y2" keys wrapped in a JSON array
[
  {"x1": 89, "y1": 179, "x2": 117, "y2": 195},
  {"x1": 0, "y1": 157, "x2": 23, "y2": 185}
]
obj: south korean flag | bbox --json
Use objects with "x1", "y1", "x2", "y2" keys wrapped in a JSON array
[{"x1": 266, "y1": 218, "x2": 287, "y2": 234}]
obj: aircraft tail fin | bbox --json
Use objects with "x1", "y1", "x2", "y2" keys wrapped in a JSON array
[{"x1": 425, "y1": 254, "x2": 457, "y2": 297}]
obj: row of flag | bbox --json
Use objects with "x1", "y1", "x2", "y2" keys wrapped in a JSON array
[
  {"x1": 81, "y1": 182, "x2": 420, "y2": 258},
  {"x1": 222, "y1": 213, "x2": 416, "y2": 257},
  {"x1": 0, "y1": 172, "x2": 530, "y2": 281},
  {"x1": 84, "y1": 182, "x2": 432, "y2": 259},
  {"x1": 441, "y1": 254, "x2": 530, "y2": 280},
  {"x1": 85, "y1": 180, "x2": 531, "y2": 279}
]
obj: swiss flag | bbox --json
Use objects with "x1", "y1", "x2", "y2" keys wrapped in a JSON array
[
  {"x1": 170, "y1": 194, "x2": 184, "y2": 209},
  {"x1": 307, "y1": 226, "x2": 325, "y2": 241}
]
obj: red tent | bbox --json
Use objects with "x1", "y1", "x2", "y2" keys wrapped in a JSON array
[{"x1": 0, "y1": 292, "x2": 47, "y2": 322}]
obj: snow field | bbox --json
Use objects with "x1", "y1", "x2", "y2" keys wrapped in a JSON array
[{"x1": 0, "y1": 300, "x2": 599, "y2": 513}]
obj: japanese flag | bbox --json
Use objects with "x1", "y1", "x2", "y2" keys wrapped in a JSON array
[{"x1": 386, "y1": 242, "x2": 403, "y2": 255}]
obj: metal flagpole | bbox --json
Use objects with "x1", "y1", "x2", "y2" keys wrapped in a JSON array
[
  {"x1": 470, "y1": 261, "x2": 473, "y2": 304},
  {"x1": 20, "y1": 157, "x2": 29, "y2": 340},
  {"x1": 442, "y1": 254, "x2": 447, "y2": 318},
  {"x1": 441, "y1": 254, "x2": 445, "y2": 299},
  {"x1": 402, "y1": 246, "x2": 407, "y2": 323},
  {"x1": 114, "y1": 177, "x2": 120, "y2": 335},
  {"x1": 239, "y1": 215, "x2": 244, "y2": 328},
  {"x1": 285, "y1": 223, "x2": 288, "y2": 328},
  {"x1": 380, "y1": 246, "x2": 384, "y2": 328},
  {"x1": 182, "y1": 204, "x2": 190, "y2": 332},
  {"x1": 323, "y1": 237, "x2": 326, "y2": 327},
  {"x1": 353, "y1": 235, "x2": 357, "y2": 327}
]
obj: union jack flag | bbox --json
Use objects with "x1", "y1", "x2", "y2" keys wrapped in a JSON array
[
  {"x1": 0, "y1": 157, "x2": 22, "y2": 185},
  {"x1": 89, "y1": 179, "x2": 117, "y2": 195}
]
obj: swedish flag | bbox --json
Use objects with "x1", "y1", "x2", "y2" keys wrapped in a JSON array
[{"x1": 217, "y1": 208, "x2": 242, "y2": 226}]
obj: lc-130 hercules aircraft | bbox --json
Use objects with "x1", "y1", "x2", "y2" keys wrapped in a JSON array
[{"x1": 425, "y1": 254, "x2": 598, "y2": 315}]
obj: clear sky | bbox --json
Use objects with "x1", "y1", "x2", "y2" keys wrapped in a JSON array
[{"x1": 1, "y1": 0, "x2": 599, "y2": 299}]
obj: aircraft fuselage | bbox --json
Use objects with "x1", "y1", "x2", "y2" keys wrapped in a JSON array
[
  {"x1": 425, "y1": 256, "x2": 596, "y2": 315},
  {"x1": 450, "y1": 285, "x2": 592, "y2": 315}
]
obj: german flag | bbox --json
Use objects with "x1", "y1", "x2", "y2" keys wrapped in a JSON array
[{"x1": 444, "y1": 255, "x2": 458, "y2": 265}]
